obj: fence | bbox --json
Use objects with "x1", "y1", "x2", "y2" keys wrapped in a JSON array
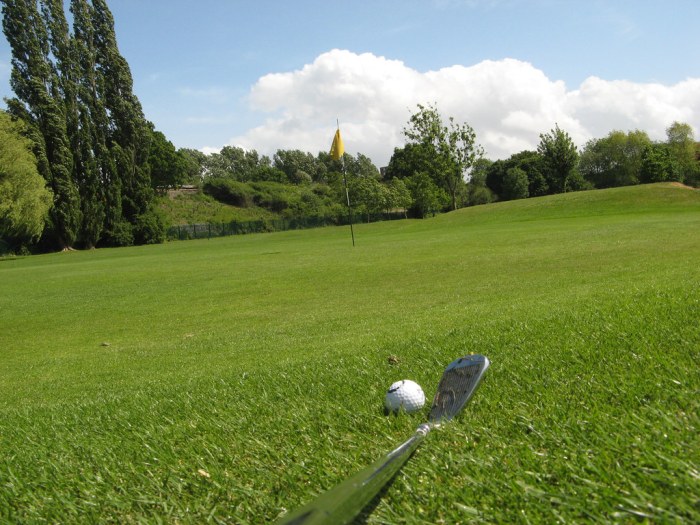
[{"x1": 167, "y1": 212, "x2": 407, "y2": 241}]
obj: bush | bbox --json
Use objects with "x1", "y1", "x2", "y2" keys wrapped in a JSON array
[
  {"x1": 134, "y1": 208, "x2": 167, "y2": 245},
  {"x1": 101, "y1": 220, "x2": 134, "y2": 247},
  {"x1": 0, "y1": 238, "x2": 9, "y2": 256},
  {"x1": 203, "y1": 178, "x2": 253, "y2": 207},
  {"x1": 250, "y1": 182, "x2": 292, "y2": 212}
]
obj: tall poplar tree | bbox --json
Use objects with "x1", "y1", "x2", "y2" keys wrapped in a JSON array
[
  {"x1": 91, "y1": 0, "x2": 153, "y2": 231},
  {"x1": 3, "y1": 0, "x2": 161, "y2": 248},
  {"x1": 43, "y1": 0, "x2": 103, "y2": 248},
  {"x1": 70, "y1": 0, "x2": 107, "y2": 247},
  {"x1": 2, "y1": 0, "x2": 81, "y2": 249}
]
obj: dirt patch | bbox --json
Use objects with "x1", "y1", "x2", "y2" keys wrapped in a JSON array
[{"x1": 666, "y1": 182, "x2": 697, "y2": 190}]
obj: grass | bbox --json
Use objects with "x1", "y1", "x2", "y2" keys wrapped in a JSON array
[
  {"x1": 1, "y1": 183, "x2": 698, "y2": 523},
  {"x1": 157, "y1": 192, "x2": 276, "y2": 225}
]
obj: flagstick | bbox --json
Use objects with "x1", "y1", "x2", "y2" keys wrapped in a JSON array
[
  {"x1": 335, "y1": 119, "x2": 355, "y2": 247},
  {"x1": 341, "y1": 154, "x2": 355, "y2": 247}
]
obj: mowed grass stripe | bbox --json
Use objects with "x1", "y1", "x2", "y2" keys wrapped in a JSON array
[{"x1": 0, "y1": 183, "x2": 698, "y2": 523}]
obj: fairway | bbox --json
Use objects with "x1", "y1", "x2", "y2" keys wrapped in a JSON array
[{"x1": 1, "y1": 183, "x2": 699, "y2": 523}]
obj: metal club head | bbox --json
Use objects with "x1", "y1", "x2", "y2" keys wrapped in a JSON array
[{"x1": 428, "y1": 354, "x2": 490, "y2": 426}]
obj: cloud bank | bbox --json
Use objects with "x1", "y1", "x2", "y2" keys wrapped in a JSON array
[{"x1": 227, "y1": 49, "x2": 700, "y2": 168}]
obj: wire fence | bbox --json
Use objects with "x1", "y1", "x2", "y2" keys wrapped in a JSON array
[{"x1": 166, "y1": 212, "x2": 407, "y2": 241}]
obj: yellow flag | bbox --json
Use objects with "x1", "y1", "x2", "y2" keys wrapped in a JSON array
[{"x1": 329, "y1": 128, "x2": 344, "y2": 160}]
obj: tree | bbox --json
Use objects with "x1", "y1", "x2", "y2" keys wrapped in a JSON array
[
  {"x1": 406, "y1": 171, "x2": 447, "y2": 218},
  {"x1": 0, "y1": 111, "x2": 53, "y2": 245},
  {"x1": 640, "y1": 144, "x2": 680, "y2": 183},
  {"x1": 466, "y1": 158, "x2": 494, "y2": 206},
  {"x1": 3, "y1": 0, "x2": 82, "y2": 249},
  {"x1": 403, "y1": 103, "x2": 483, "y2": 210},
  {"x1": 512, "y1": 151, "x2": 548, "y2": 197},
  {"x1": 384, "y1": 142, "x2": 434, "y2": 181},
  {"x1": 350, "y1": 176, "x2": 387, "y2": 222},
  {"x1": 386, "y1": 178, "x2": 412, "y2": 216},
  {"x1": 178, "y1": 148, "x2": 207, "y2": 184},
  {"x1": 91, "y1": 0, "x2": 153, "y2": 233},
  {"x1": 502, "y1": 167, "x2": 529, "y2": 200},
  {"x1": 273, "y1": 149, "x2": 324, "y2": 184},
  {"x1": 579, "y1": 130, "x2": 651, "y2": 188},
  {"x1": 202, "y1": 145, "x2": 266, "y2": 181},
  {"x1": 484, "y1": 151, "x2": 547, "y2": 200},
  {"x1": 344, "y1": 153, "x2": 380, "y2": 180},
  {"x1": 537, "y1": 124, "x2": 579, "y2": 193},
  {"x1": 666, "y1": 121, "x2": 698, "y2": 186},
  {"x1": 70, "y1": 0, "x2": 108, "y2": 248},
  {"x1": 148, "y1": 128, "x2": 188, "y2": 190},
  {"x1": 3, "y1": 0, "x2": 162, "y2": 249}
]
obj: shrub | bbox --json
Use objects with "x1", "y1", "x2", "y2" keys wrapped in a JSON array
[
  {"x1": 102, "y1": 220, "x2": 134, "y2": 247},
  {"x1": 203, "y1": 178, "x2": 253, "y2": 207},
  {"x1": 134, "y1": 208, "x2": 167, "y2": 245}
]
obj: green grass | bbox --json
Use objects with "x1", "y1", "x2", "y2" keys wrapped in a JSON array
[{"x1": 1, "y1": 183, "x2": 698, "y2": 523}]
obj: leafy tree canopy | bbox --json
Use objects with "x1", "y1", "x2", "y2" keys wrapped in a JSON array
[
  {"x1": 537, "y1": 124, "x2": 579, "y2": 193},
  {"x1": 0, "y1": 110, "x2": 52, "y2": 245},
  {"x1": 403, "y1": 103, "x2": 483, "y2": 210}
]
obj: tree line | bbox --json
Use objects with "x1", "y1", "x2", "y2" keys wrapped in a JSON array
[
  {"x1": 2, "y1": 0, "x2": 161, "y2": 251},
  {"x1": 1, "y1": 1, "x2": 699, "y2": 254}
]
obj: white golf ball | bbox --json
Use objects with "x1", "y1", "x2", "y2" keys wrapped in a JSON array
[{"x1": 384, "y1": 379, "x2": 426, "y2": 413}]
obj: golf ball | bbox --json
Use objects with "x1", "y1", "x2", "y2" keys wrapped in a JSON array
[{"x1": 384, "y1": 379, "x2": 426, "y2": 413}]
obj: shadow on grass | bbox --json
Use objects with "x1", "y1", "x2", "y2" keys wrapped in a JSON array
[{"x1": 350, "y1": 470, "x2": 403, "y2": 525}]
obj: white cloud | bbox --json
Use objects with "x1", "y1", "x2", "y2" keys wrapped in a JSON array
[{"x1": 223, "y1": 49, "x2": 700, "y2": 167}]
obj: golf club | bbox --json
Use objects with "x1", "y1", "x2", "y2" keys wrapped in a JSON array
[{"x1": 276, "y1": 354, "x2": 490, "y2": 525}]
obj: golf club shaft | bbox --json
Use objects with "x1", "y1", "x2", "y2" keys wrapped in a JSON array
[{"x1": 276, "y1": 424, "x2": 431, "y2": 525}]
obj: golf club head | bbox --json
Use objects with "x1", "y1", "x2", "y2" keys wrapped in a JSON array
[{"x1": 428, "y1": 354, "x2": 490, "y2": 425}]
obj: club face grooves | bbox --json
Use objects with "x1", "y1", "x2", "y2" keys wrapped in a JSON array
[{"x1": 429, "y1": 355, "x2": 490, "y2": 424}]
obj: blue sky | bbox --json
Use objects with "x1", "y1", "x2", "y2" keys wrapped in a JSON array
[{"x1": 1, "y1": 0, "x2": 699, "y2": 166}]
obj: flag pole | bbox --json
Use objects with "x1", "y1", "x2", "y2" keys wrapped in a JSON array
[{"x1": 333, "y1": 119, "x2": 355, "y2": 247}]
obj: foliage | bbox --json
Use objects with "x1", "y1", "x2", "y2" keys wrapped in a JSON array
[
  {"x1": 178, "y1": 148, "x2": 208, "y2": 184},
  {"x1": 383, "y1": 142, "x2": 434, "y2": 181},
  {"x1": 467, "y1": 158, "x2": 494, "y2": 206},
  {"x1": 199, "y1": 178, "x2": 347, "y2": 223},
  {"x1": 101, "y1": 218, "x2": 134, "y2": 247},
  {"x1": 274, "y1": 149, "x2": 326, "y2": 183},
  {"x1": 502, "y1": 167, "x2": 530, "y2": 200},
  {"x1": 0, "y1": 110, "x2": 53, "y2": 245},
  {"x1": 579, "y1": 130, "x2": 651, "y2": 188},
  {"x1": 666, "y1": 121, "x2": 699, "y2": 186},
  {"x1": 148, "y1": 128, "x2": 188, "y2": 190},
  {"x1": 2, "y1": 0, "x2": 156, "y2": 250},
  {"x1": 640, "y1": 144, "x2": 681, "y2": 183},
  {"x1": 3, "y1": 0, "x2": 82, "y2": 249},
  {"x1": 537, "y1": 124, "x2": 579, "y2": 193},
  {"x1": 343, "y1": 152, "x2": 380, "y2": 180},
  {"x1": 203, "y1": 178, "x2": 253, "y2": 207},
  {"x1": 485, "y1": 150, "x2": 547, "y2": 200},
  {"x1": 133, "y1": 206, "x2": 167, "y2": 245},
  {"x1": 386, "y1": 177, "x2": 412, "y2": 214},
  {"x1": 403, "y1": 103, "x2": 483, "y2": 210},
  {"x1": 406, "y1": 171, "x2": 447, "y2": 218},
  {"x1": 349, "y1": 176, "x2": 388, "y2": 222},
  {"x1": 158, "y1": 192, "x2": 276, "y2": 226},
  {"x1": 466, "y1": 161, "x2": 494, "y2": 206}
]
